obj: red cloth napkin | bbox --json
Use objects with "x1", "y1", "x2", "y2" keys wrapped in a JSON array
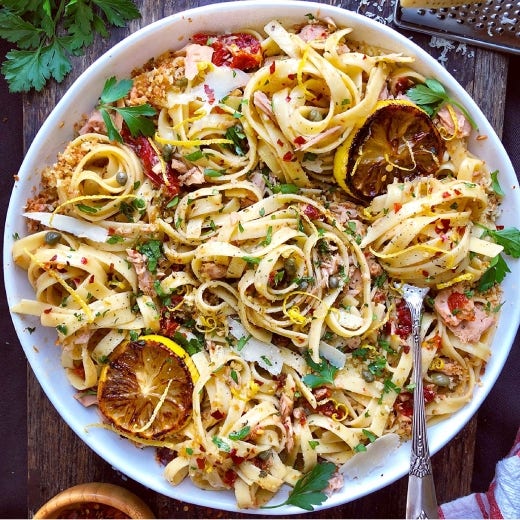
[{"x1": 439, "y1": 428, "x2": 520, "y2": 519}]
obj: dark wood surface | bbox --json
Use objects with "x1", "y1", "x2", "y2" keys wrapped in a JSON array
[{"x1": 13, "y1": 0, "x2": 515, "y2": 517}]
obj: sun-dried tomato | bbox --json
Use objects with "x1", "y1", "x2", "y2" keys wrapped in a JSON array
[
  {"x1": 122, "y1": 130, "x2": 179, "y2": 196},
  {"x1": 447, "y1": 292, "x2": 469, "y2": 314},
  {"x1": 191, "y1": 33, "x2": 262, "y2": 70},
  {"x1": 230, "y1": 448, "x2": 246, "y2": 465},
  {"x1": 222, "y1": 469, "x2": 238, "y2": 487},
  {"x1": 303, "y1": 204, "x2": 321, "y2": 220},
  {"x1": 159, "y1": 308, "x2": 180, "y2": 338},
  {"x1": 315, "y1": 400, "x2": 347, "y2": 421},
  {"x1": 423, "y1": 386, "x2": 436, "y2": 403},
  {"x1": 395, "y1": 299, "x2": 412, "y2": 339},
  {"x1": 396, "y1": 393, "x2": 413, "y2": 417}
]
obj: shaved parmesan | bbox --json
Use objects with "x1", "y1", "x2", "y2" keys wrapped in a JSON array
[
  {"x1": 23, "y1": 212, "x2": 109, "y2": 242},
  {"x1": 340, "y1": 433, "x2": 400, "y2": 479},
  {"x1": 469, "y1": 236, "x2": 504, "y2": 258},
  {"x1": 337, "y1": 309, "x2": 365, "y2": 330},
  {"x1": 197, "y1": 67, "x2": 250, "y2": 106},
  {"x1": 168, "y1": 67, "x2": 250, "y2": 110},
  {"x1": 319, "y1": 341, "x2": 346, "y2": 369},
  {"x1": 228, "y1": 317, "x2": 283, "y2": 375}
]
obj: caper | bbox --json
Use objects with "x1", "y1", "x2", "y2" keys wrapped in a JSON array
[
  {"x1": 328, "y1": 275, "x2": 340, "y2": 289},
  {"x1": 361, "y1": 368, "x2": 375, "y2": 383},
  {"x1": 174, "y1": 77, "x2": 189, "y2": 88},
  {"x1": 44, "y1": 230, "x2": 62, "y2": 245},
  {"x1": 284, "y1": 257, "x2": 297, "y2": 279},
  {"x1": 116, "y1": 171, "x2": 128, "y2": 186},
  {"x1": 162, "y1": 144, "x2": 174, "y2": 162},
  {"x1": 430, "y1": 372, "x2": 451, "y2": 387},
  {"x1": 299, "y1": 280, "x2": 309, "y2": 290},
  {"x1": 308, "y1": 108, "x2": 323, "y2": 122},
  {"x1": 257, "y1": 449, "x2": 272, "y2": 460}
]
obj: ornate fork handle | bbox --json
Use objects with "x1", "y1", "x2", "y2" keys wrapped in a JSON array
[{"x1": 401, "y1": 284, "x2": 438, "y2": 520}]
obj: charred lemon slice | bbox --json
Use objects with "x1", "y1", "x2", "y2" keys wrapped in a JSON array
[
  {"x1": 97, "y1": 334, "x2": 199, "y2": 440},
  {"x1": 334, "y1": 99, "x2": 445, "y2": 202}
]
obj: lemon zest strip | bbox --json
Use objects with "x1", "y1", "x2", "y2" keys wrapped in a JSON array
[
  {"x1": 53, "y1": 194, "x2": 138, "y2": 221},
  {"x1": 172, "y1": 112, "x2": 206, "y2": 131},
  {"x1": 86, "y1": 422, "x2": 177, "y2": 448},
  {"x1": 327, "y1": 398, "x2": 348, "y2": 421},
  {"x1": 437, "y1": 104, "x2": 459, "y2": 141},
  {"x1": 230, "y1": 380, "x2": 260, "y2": 402},
  {"x1": 132, "y1": 379, "x2": 173, "y2": 434},
  {"x1": 384, "y1": 140, "x2": 417, "y2": 172},
  {"x1": 282, "y1": 290, "x2": 324, "y2": 325},
  {"x1": 435, "y1": 272, "x2": 474, "y2": 290},
  {"x1": 24, "y1": 248, "x2": 95, "y2": 324},
  {"x1": 154, "y1": 133, "x2": 233, "y2": 148},
  {"x1": 196, "y1": 315, "x2": 218, "y2": 333}
]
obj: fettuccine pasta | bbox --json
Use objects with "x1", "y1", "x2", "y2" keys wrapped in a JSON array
[{"x1": 12, "y1": 17, "x2": 507, "y2": 509}]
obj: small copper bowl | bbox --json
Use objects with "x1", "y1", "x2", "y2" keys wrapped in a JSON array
[{"x1": 33, "y1": 482, "x2": 155, "y2": 519}]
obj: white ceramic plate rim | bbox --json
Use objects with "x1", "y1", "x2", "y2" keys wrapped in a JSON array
[{"x1": 4, "y1": 1, "x2": 520, "y2": 514}]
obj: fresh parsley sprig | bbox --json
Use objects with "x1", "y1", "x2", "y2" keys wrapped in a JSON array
[
  {"x1": 407, "y1": 78, "x2": 478, "y2": 131},
  {"x1": 476, "y1": 225, "x2": 520, "y2": 291},
  {"x1": 0, "y1": 0, "x2": 141, "y2": 93},
  {"x1": 490, "y1": 170, "x2": 505, "y2": 197},
  {"x1": 302, "y1": 351, "x2": 338, "y2": 388},
  {"x1": 97, "y1": 76, "x2": 156, "y2": 142},
  {"x1": 478, "y1": 254, "x2": 510, "y2": 292},
  {"x1": 478, "y1": 225, "x2": 520, "y2": 258},
  {"x1": 262, "y1": 461, "x2": 336, "y2": 511}
]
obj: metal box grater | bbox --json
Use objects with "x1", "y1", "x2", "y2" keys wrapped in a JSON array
[{"x1": 393, "y1": 0, "x2": 520, "y2": 55}]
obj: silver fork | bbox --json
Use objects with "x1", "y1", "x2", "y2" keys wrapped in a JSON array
[{"x1": 399, "y1": 283, "x2": 438, "y2": 520}]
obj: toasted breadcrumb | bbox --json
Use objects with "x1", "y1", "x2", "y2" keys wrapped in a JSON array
[{"x1": 129, "y1": 52, "x2": 187, "y2": 108}]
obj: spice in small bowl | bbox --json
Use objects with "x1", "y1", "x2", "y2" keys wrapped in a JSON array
[{"x1": 33, "y1": 482, "x2": 155, "y2": 519}]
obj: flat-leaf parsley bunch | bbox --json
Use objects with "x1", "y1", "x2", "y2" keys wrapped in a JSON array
[{"x1": 0, "y1": 0, "x2": 141, "y2": 92}]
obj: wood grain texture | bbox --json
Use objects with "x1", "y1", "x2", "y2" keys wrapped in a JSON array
[{"x1": 25, "y1": 1, "x2": 508, "y2": 517}]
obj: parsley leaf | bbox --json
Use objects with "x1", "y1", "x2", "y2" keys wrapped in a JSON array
[
  {"x1": 172, "y1": 330, "x2": 204, "y2": 356},
  {"x1": 490, "y1": 170, "x2": 505, "y2": 197},
  {"x1": 97, "y1": 76, "x2": 156, "y2": 142},
  {"x1": 302, "y1": 352, "x2": 339, "y2": 388},
  {"x1": 224, "y1": 124, "x2": 247, "y2": 156},
  {"x1": 0, "y1": 1, "x2": 140, "y2": 92},
  {"x1": 407, "y1": 78, "x2": 478, "y2": 131},
  {"x1": 136, "y1": 239, "x2": 163, "y2": 274},
  {"x1": 228, "y1": 425, "x2": 251, "y2": 441},
  {"x1": 478, "y1": 254, "x2": 510, "y2": 292},
  {"x1": 100, "y1": 75, "x2": 132, "y2": 102},
  {"x1": 263, "y1": 462, "x2": 336, "y2": 511},
  {"x1": 479, "y1": 225, "x2": 520, "y2": 258}
]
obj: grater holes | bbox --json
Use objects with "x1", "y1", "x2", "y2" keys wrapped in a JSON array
[{"x1": 395, "y1": 0, "x2": 520, "y2": 55}]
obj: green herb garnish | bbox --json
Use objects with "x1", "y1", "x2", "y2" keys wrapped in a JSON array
[
  {"x1": 490, "y1": 170, "x2": 505, "y2": 197},
  {"x1": 478, "y1": 254, "x2": 510, "y2": 292},
  {"x1": 478, "y1": 225, "x2": 520, "y2": 258},
  {"x1": 407, "y1": 78, "x2": 478, "y2": 130},
  {"x1": 136, "y1": 239, "x2": 163, "y2": 274},
  {"x1": 262, "y1": 461, "x2": 336, "y2": 511},
  {"x1": 0, "y1": 0, "x2": 141, "y2": 92},
  {"x1": 302, "y1": 352, "x2": 338, "y2": 388},
  {"x1": 229, "y1": 425, "x2": 251, "y2": 441},
  {"x1": 97, "y1": 76, "x2": 156, "y2": 142}
]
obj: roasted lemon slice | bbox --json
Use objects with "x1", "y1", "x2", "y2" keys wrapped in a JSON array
[
  {"x1": 97, "y1": 334, "x2": 198, "y2": 440},
  {"x1": 334, "y1": 99, "x2": 445, "y2": 202}
]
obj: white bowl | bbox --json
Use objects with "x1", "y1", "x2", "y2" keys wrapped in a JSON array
[{"x1": 4, "y1": 1, "x2": 519, "y2": 515}]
